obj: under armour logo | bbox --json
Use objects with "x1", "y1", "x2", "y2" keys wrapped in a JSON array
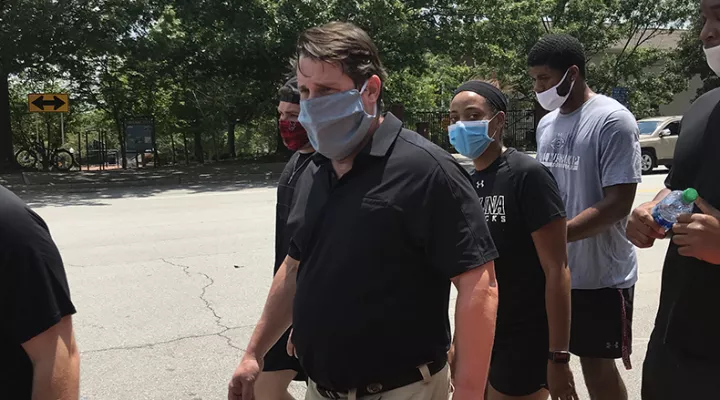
[{"x1": 476, "y1": 180, "x2": 484, "y2": 189}]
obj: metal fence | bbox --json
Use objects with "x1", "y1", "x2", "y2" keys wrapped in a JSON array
[{"x1": 404, "y1": 109, "x2": 538, "y2": 153}]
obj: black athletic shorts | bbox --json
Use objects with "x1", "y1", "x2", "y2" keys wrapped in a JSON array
[
  {"x1": 262, "y1": 327, "x2": 307, "y2": 381},
  {"x1": 642, "y1": 331, "x2": 720, "y2": 399},
  {"x1": 489, "y1": 322, "x2": 549, "y2": 396},
  {"x1": 570, "y1": 286, "x2": 634, "y2": 369}
]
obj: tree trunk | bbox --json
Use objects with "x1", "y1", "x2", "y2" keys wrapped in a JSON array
[
  {"x1": 182, "y1": 131, "x2": 189, "y2": 165},
  {"x1": 114, "y1": 114, "x2": 127, "y2": 169},
  {"x1": 0, "y1": 72, "x2": 16, "y2": 172},
  {"x1": 170, "y1": 131, "x2": 177, "y2": 164},
  {"x1": 228, "y1": 120, "x2": 236, "y2": 158},
  {"x1": 211, "y1": 129, "x2": 218, "y2": 161},
  {"x1": 194, "y1": 129, "x2": 204, "y2": 163}
]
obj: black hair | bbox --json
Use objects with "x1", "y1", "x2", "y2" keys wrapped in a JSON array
[
  {"x1": 528, "y1": 34, "x2": 586, "y2": 78},
  {"x1": 278, "y1": 76, "x2": 300, "y2": 104}
]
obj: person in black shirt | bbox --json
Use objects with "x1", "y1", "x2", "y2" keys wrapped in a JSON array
[
  {"x1": 255, "y1": 77, "x2": 315, "y2": 399},
  {"x1": 447, "y1": 80, "x2": 576, "y2": 400},
  {"x1": 1, "y1": 185, "x2": 79, "y2": 400},
  {"x1": 229, "y1": 22, "x2": 499, "y2": 400},
  {"x1": 627, "y1": 1, "x2": 720, "y2": 397}
]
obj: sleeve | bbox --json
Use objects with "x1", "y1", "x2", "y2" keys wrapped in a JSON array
[
  {"x1": 664, "y1": 169, "x2": 674, "y2": 190},
  {"x1": 423, "y1": 160, "x2": 498, "y2": 279},
  {"x1": 274, "y1": 155, "x2": 300, "y2": 270},
  {"x1": 7, "y1": 212, "x2": 76, "y2": 344},
  {"x1": 286, "y1": 162, "x2": 316, "y2": 262},
  {"x1": 516, "y1": 161, "x2": 567, "y2": 234},
  {"x1": 598, "y1": 109, "x2": 642, "y2": 188}
]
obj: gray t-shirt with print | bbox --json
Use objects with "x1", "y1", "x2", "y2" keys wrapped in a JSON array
[{"x1": 536, "y1": 94, "x2": 641, "y2": 290}]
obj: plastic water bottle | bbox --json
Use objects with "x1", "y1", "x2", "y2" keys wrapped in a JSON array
[{"x1": 652, "y1": 188, "x2": 698, "y2": 231}]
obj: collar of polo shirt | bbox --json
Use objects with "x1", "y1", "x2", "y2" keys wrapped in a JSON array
[{"x1": 312, "y1": 113, "x2": 403, "y2": 164}]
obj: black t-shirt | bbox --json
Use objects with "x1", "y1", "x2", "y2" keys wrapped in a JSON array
[
  {"x1": 655, "y1": 88, "x2": 720, "y2": 362},
  {"x1": 274, "y1": 151, "x2": 314, "y2": 273},
  {"x1": 286, "y1": 113, "x2": 498, "y2": 390},
  {"x1": 471, "y1": 148, "x2": 566, "y2": 333},
  {"x1": 0, "y1": 185, "x2": 76, "y2": 399}
]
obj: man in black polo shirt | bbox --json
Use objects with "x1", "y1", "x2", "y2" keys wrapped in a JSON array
[
  {"x1": 626, "y1": 1, "x2": 720, "y2": 397},
  {"x1": 255, "y1": 76, "x2": 314, "y2": 399},
  {"x1": 1, "y1": 185, "x2": 80, "y2": 400},
  {"x1": 229, "y1": 22, "x2": 499, "y2": 400}
]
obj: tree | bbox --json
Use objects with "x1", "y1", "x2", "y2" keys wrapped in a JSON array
[
  {"x1": 670, "y1": 16, "x2": 720, "y2": 100},
  {"x1": 444, "y1": 0, "x2": 694, "y2": 117},
  {"x1": 0, "y1": 0, "x2": 156, "y2": 171}
]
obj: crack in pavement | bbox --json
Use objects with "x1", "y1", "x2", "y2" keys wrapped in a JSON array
[
  {"x1": 81, "y1": 324, "x2": 254, "y2": 354},
  {"x1": 161, "y1": 258, "x2": 242, "y2": 351}
]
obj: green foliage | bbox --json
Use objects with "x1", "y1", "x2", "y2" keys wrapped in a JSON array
[
  {"x1": 0, "y1": 0, "x2": 703, "y2": 171},
  {"x1": 669, "y1": 16, "x2": 720, "y2": 100}
]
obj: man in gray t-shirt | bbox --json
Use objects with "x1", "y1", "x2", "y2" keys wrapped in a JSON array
[{"x1": 529, "y1": 34, "x2": 640, "y2": 400}]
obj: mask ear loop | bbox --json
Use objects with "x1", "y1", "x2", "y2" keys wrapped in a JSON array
[
  {"x1": 359, "y1": 79, "x2": 378, "y2": 118},
  {"x1": 359, "y1": 80, "x2": 369, "y2": 93},
  {"x1": 487, "y1": 112, "x2": 503, "y2": 142}
]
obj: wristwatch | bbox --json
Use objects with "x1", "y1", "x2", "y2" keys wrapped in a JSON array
[{"x1": 548, "y1": 351, "x2": 571, "y2": 364}]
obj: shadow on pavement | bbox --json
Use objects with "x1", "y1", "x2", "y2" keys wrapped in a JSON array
[{"x1": 15, "y1": 177, "x2": 279, "y2": 208}]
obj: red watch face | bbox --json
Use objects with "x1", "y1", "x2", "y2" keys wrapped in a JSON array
[{"x1": 550, "y1": 351, "x2": 571, "y2": 363}]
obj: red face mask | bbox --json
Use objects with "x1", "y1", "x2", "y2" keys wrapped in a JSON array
[{"x1": 279, "y1": 120, "x2": 309, "y2": 151}]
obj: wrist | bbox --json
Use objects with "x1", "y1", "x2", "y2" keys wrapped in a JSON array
[{"x1": 548, "y1": 350, "x2": 571, "y2": 364}]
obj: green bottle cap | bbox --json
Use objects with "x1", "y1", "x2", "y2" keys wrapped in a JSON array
[{"x1": 682, "y1": 188, "x2": 698, "y2": 204}]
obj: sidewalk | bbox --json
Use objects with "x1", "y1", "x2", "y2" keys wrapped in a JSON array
[
  {"x1": 0, "y1": 152, "x2": 537, "y2": 191},
  {"x1": 1, "y1": 161, "x2": 289, "y2": 191}
]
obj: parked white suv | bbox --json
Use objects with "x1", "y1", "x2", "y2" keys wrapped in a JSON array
[{"x1": 637, "y1": 116, "x2": 682, "y2": 174}]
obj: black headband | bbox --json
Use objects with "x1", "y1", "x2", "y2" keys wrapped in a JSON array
[
  {"x1": 453, "y1": 81, "x2": 509, "y2": 113},
  {"x1": 279, "y1": 77, "x2": 301, "y2": 104}
]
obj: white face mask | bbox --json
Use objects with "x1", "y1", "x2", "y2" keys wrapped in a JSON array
[
  {"x1": 704, "y1": 45, "x2": 720, "y2": 76},
  {"x1": 535, "y1": 69, "x2": 575, "y2": 111}
]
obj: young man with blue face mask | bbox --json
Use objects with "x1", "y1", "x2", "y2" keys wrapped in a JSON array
[
  {"x1": 448, "y1": 80, "x2": 577, "y2": 400},
  {"x1": 627, "y1": 0, "x2": 720, "y2": 397},
  {"x1": 229, "y1": 22, "x2": 500, "y2": 400},
  {"x1": 529, "y1": 35, "x2": 641, "y2": 400}
]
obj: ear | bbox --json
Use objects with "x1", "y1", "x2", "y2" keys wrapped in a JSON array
[
  {"x1": 489, "y1": 111, "x2": 506, "y2": 140},
  {"x1": 364, "y1": 74, "x2": 382, "y2": 103},
  {"x1": 569, "y1": 65, "x2": 581, "y2": 83},
  {"x1": 494, "y1": 111, "x2": 507, "y2": 128}
]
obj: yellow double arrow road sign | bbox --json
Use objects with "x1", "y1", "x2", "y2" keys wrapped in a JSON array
[{"x1": 28, "y1": 93, "x2": 69, "y2": 113}]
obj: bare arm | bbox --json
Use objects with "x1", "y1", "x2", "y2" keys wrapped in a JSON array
[
  {"x1": 21, "y1": 315, "x2": 80, "y2": 400},
  {"x1": 568, "y1": 183, "x2": 638, "y2": 242},
  {"x1": 450, "y1": 261, "x2": 498, "y2": 396},
  {"x1": 245, "y1": 256, "x2": 299, "y2": 360},
  {"x1": 532, "y1": 218, "x2": 571, "y2": 352}
]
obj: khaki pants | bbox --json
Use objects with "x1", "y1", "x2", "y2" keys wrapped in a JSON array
[{"x1": 305, "y1": 364, "x2": 451, "y2": 400}]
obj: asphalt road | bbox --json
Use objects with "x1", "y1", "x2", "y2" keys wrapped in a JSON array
[{"x1": 19, "y1": 168, "x2": 671, "y2": 400}]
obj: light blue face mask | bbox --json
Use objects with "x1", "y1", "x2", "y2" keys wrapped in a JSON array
[
  {"x1": 448, "y1": 116, "x2": 498, "y2": 160},
  {"x1": 298, "y1": 81, "x2": 377, "y2": 160}
]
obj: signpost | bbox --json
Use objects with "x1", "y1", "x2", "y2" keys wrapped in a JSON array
[{"x1": 28, "y1": 93, "x2": 70, "y2": 144}]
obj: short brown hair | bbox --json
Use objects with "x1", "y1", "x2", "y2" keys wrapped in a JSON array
[{"x1": 296, "y1": 22, "x2": 388, "y2": 89}]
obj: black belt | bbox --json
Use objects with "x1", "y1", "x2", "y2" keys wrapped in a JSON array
[{"x1": 314, "y1": 359, "x2": 446, "y2": 399}]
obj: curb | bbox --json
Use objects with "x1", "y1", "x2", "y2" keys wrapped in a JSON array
[{"x1": 7, "y1": 172, "x2": 282, "y2": 192}]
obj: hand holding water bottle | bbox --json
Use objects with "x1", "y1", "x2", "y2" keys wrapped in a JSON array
[
  {"x1": 627, "y1": 201, "x2": 667, "y2": 249},
  {"x1": 672, "y1": 197, "x2": 720, "y2": 265}
]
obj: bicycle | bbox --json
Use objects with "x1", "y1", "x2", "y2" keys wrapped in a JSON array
[{"x1": 15, "y1": 141, "x2": 77, "y2": 172}]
